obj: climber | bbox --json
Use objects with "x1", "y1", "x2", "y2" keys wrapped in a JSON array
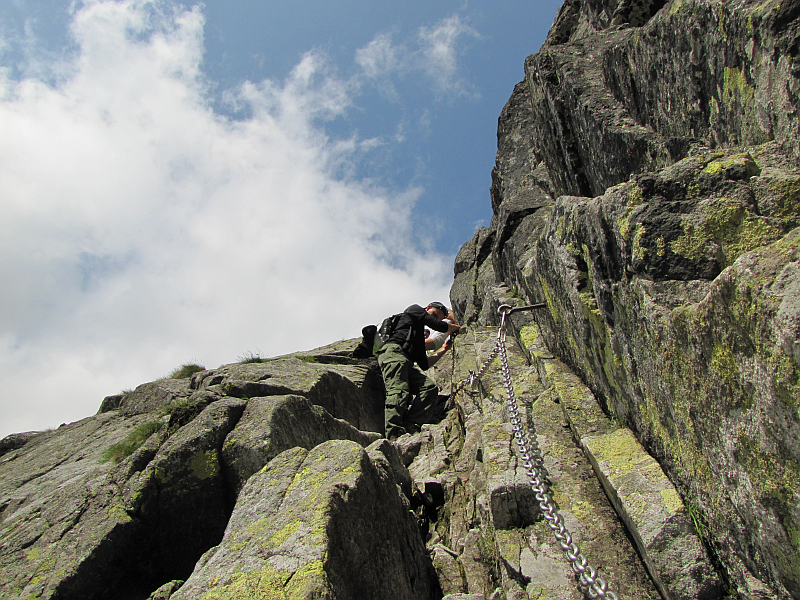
[
  {"x1": 376, "y1": 302, "x2": 460, "y2": 440},
  {"x1": 425, "y1": 307, "x2": 456, "y2": 351}
]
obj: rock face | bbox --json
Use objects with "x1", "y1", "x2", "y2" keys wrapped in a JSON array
[
  {"x1": 453, "y1": 0, "x2": 800, "y2": 599},
  {"x1": 0, "y1": 343, "x2": 387, "y2": 600},
  {"x1": 0, "y1": 329, "x2": 717, "y2": 600},
  {"x1": 2, "y1": 1, "x2": 798, "y2": 599},
  {"x1": 171, "y1": 439, "x2": 437, "y2": 600}
]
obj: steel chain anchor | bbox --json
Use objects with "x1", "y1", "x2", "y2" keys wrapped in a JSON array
[{"x1": 459, "y1": 303, "x2": 619, "y2": 600}]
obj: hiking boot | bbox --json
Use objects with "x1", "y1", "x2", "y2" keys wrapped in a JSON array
[
  {"x1": 386, "y1": 426, "x2": 407, "y2": 441},
  {"x1": 401, "y1": 420, "x2": 421, "y2": 435}
]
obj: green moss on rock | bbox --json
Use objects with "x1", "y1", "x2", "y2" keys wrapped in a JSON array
[
  {"x1": 618, "y1": 181, "x2": 645, "y2": 240},
  {"x1": 632, "y1": 223, "x2": 647, "y2": 259},
  {"x1": 701, "y1": 152, "x2": 759, "y2": 177},
  {"x1": 100, "y1": 420, "x2": 164, "y2": 464},
  {"x1": 769, "y1": 177, "x2": 800, "y2": 221},
  {"x1": 519, "y1": 325, "x2": 540, "y2": 349}
]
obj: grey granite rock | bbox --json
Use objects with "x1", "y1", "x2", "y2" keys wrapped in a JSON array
[
  {"x1": 222, "y1": 393, "x2": 380, "y2": 497},
  {"x1": 448, "y1": 1, "x2": 800, "y2": 597},
  {"x1": 171, "y1": 440, "x2": 439, "y2": 600}
]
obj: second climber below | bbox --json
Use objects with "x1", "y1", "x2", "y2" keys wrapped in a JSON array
[{"x1": 376, "y1": 302, "x2": 461, "y2": 440}]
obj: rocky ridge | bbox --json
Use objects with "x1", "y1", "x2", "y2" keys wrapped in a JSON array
[{"x1": 2, "y1": 0, "x2": 799, "y2": 599}]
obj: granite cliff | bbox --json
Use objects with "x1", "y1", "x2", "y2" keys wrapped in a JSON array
[
  {"x1": 452, "y1": 0, "x2": 799, "y2": 597},
  {"x1": 1, "y1": 0, "x2": 798, "y2": 599}
]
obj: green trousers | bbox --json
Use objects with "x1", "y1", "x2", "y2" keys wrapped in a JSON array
[{"x1": 376, "y1": 342, "x2": 439, "y2": 438}]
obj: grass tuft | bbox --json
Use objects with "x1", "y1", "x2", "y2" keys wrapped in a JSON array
[
  {"x1": 237, "y1": 350, "x2": 267, "y2": 364},
  {"x1": 296, "y1": 355, "x2": 320, "y2": 363},
  {"x1": 168, "y1": 363, "x2": 206, "y2": 379},
  {"x1": 101, "y1": 421, "x2": 164, "y2": 464},
  {"x1": 685, "y1": 497, "x2": 711, "y2": 540}
]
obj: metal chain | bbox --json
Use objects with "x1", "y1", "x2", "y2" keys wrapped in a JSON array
[
  {"x1": 468, "y1": 342, "x2": 499, "y2": 389},
  {"x1": 456, "y1": 304, "x2": 619, "y2": 600},
  {"x1": 498, "y1": 329, "x2": 618, "y2": 599},
  {"x1": 444, "y1": 331, "x2": 499, "y2": 404},
  {"x1": 450, "y1": 331, "x2": 457, "y2": 398}
]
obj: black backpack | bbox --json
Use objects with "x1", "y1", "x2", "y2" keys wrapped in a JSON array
[
  {"x1": 375, "y1": 314, "x2": 402, "y2": 349},
  {"x1": 352, "y1": 313, "x2": 411, "y2": 358}
]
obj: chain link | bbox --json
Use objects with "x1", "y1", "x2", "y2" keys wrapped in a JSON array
[
  {"x1": 467, "y1": 342, "x2": 499, "y2": 389},
  {"x1": 497, "y1": 331, "x2": 619, "y2": 599},
  {"x1": 454, "y1": 305, "x2": 619, "y2": 600},
  {"x1": 444, "y1": 333, "x2": 499, "y2": 403}
]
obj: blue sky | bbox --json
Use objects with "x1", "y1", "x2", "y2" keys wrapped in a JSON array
[{"x1": 0, "y1": 0, "x2": 561, "y2": 437}]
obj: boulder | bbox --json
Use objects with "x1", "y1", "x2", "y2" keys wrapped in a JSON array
[
  {"x1": 195, "y1": 349, "x2": 384, "y2": 433},
  {"x1": 171, "y1": 440, "x2": 439, "y2": 600},
  {"x1": 0, "y1": 344, "x2": 390, "y2": 600},
  {"x1": 118, "y1": 378, "x2": 193, "y2": 415},
  {"x1": 0, "y1": 430, "x2": 41, "y2": 457},
  {"x1": 221, "y1": 394, "x2": 380, "y2": 497},
  {"x1": 0, "y1": 412, "x2": 166, "y2": 599}
]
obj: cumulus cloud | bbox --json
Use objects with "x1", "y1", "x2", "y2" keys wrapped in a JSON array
[{"x1": 0, "y1": 0, "x2": 453, "y2": 437}]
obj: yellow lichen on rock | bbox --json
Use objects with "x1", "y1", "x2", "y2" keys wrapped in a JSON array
[
  {"x1": 586, "y1": 428, "x2": 654, "y2": 476},
  {"x1": 701, "y1": 152, "x2": 758, "y2": 177},
  {"x1": 670, "y1": 198, "x2": 782, "y2": 267},
  {"x1": 190, "y1": 449, "x2": 219, "y2": 480},
  {"x1": 660, "y1": 488, "x2": 685, "y2": 517}
]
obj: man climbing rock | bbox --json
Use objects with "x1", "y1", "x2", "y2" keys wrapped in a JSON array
[{"x1": 376, "y1": 302, "x2": 460, "y2": 440}]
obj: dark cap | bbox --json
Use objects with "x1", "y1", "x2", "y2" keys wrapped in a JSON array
[{"x1": 429, "y1": 302, "x2": 448, "y2": 316}]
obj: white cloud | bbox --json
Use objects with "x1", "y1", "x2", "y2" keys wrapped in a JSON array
[
  {"x1": 355, "y1": 32, "x2": 398, "y2": 80},
  {"x1": 418, "y1": 15, "x2": 480, "y2": 98},
  {"x1": 0, "y1": 0, "x2": 453, "y2": 437},
  {"x1": 355, "y1": 14, "x2": 479, "y2": 100}
]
